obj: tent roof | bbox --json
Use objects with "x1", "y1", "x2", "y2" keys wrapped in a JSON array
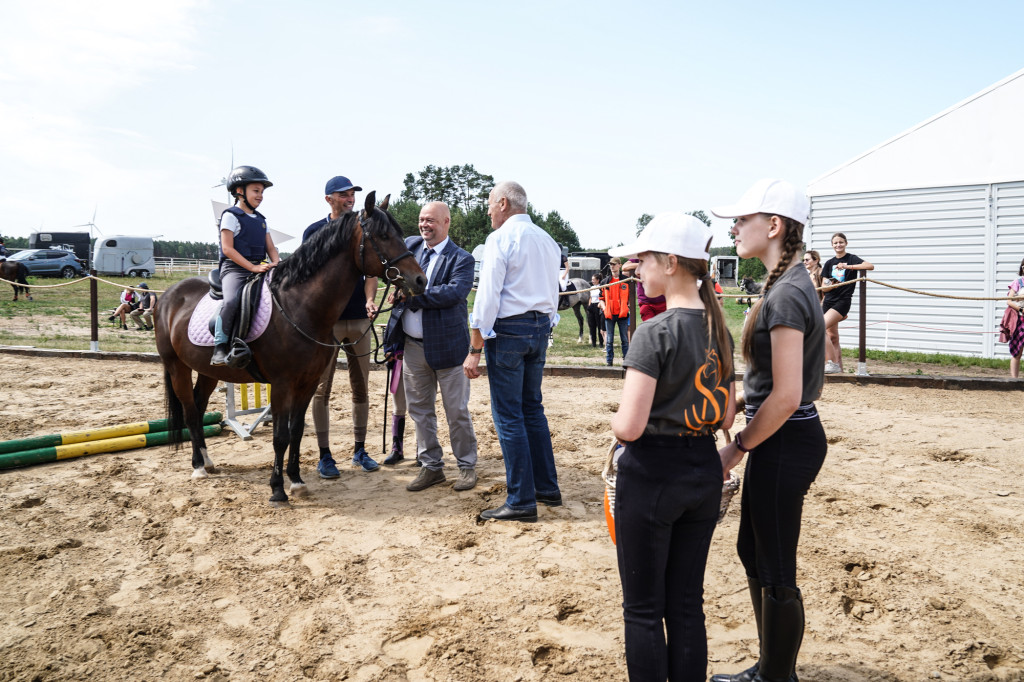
[{"x1": 808, "y1": 68, "x2": 1024, "y2": 197}]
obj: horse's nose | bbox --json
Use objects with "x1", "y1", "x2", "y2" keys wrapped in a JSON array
[{"x1": 411, "y1": 272, "x2": 427, "y2": 294}]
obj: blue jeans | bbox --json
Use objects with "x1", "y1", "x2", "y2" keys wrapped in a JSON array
[
  {"x1": 605, "y1": 315, "x2": 629, "y2": 364},
  {"x1": 485, "y1": 312, "x2": 560, "y2": 511}
]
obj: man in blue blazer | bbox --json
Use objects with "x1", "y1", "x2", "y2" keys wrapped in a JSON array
[{"x1": 388, "y1": 202, "x2": 479, "y2": 492}]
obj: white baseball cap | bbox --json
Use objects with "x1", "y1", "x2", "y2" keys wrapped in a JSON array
[
  {"x1": 711, "y1": 179, "x2": 810, "y2": 225},
  {"x1": 608, "y1": 212, "x2": 713, "y2": 260}
]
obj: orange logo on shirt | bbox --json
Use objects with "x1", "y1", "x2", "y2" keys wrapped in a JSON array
[{"x1": 684, "y1": 348, "x2": 728, "y2": 432}]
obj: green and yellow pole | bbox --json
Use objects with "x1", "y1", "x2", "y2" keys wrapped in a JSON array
[
  {"x1": 0, "y1": 412, "x2": 222, "y2": 455},
  {"x1": 0, "y1": 424, "x2": 224, "y2": 470}
]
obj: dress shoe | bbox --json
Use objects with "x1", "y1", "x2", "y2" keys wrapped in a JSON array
[
  {"x1": 453, "y1": 468, "x2": 477, "y2": 491},
  {"x1": 478, "y1": 504, "x2": 537, "y2": 523},
  {"x1": 407, "y1": 467, "x2": 445, "y2": 491},
  {"x1": 710, "y1": 663, "x2": 760, "y2": 682},
  {"x1": 536, "y1": 492, "x2": 562, "y2": 507}
]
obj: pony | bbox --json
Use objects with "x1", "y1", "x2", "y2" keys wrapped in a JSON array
[
  {"x1": 156, "y1": 193, "x2": 427, "y2": 504},
  {"x1": 557, "y1": 278, "x2": 591, "y2": 343},
  {"x1": 0, "y1": 260, "x2": 33, "y2": 301}
]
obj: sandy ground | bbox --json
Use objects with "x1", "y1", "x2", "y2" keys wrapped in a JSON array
[{"x1": 0, "y1": 354, "x2": 1022, "y2": 682}]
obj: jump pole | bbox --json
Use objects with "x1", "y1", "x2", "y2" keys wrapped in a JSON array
[
  {"x1": 0, "y1": 424, "x2": 223, "y2": 470},
  {"x1": 0, "y1": 412, "x2": 222, "y2": 455}
]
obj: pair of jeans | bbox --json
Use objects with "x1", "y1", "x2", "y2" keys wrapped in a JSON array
[
  {"x1": 615, "y1": 433, "x2": 721, "y2": 682},
  {"x1": 736, "y1": 408, "x2": 827, "y2": 588},
  {"x1": 605, "y1": 315, "x2": 629, "y2": 364},
  {"x1": 484, "y1": 312, "x2": 559, "y2": 511}
]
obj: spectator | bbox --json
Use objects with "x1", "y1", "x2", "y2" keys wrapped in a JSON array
[
  {"x1": 803, "y1": 249, "x2": 824, "y2": 303},
  {"x1": 586, "y1": 273, "x2": 605, "y2": 347},
  {"x1": 129, "y1": 282, "x2": 156, "y2": 331},
  {"x1": 302, "y1": 175, "x2": 381, "y2": 476},
  {"x1": 109, "y1": 286, "x2": 138, "y2": 331},
  {"x1": 601, "y1": 259, "x2": 631, "y2": 366},
  {"x1": 622, "y1": 258, "x2": 666, "y2": 321},
  {"x1": 464, "y1": 180, "x2": 561, "y2": 523},
  {"x1": 389, "y1": 201, "x2": 479, "y2": 492},
  {"x1": 1003, "y1": 257, "x2": 1024, "y2": 379},
  {"x1": 821, "y1": 233, "x2": 873, "y2": 374}
]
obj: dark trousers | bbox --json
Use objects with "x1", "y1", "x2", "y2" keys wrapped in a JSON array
[
  {"x1": 215, "y1": 261, "x2": 252, "y2": 345},
  {"x1": 586, "y1": 303, "x2": 603, "y2": 345},
  {"x1": 615, "y1": 434, "x2": 721, "y2": 682},
  {"x1": 736, "y1": 412, "x2": 827, "y2": 588}
]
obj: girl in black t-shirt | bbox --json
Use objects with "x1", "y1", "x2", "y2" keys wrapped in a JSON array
[
  {"x1": 609, "y1": 213, "x2": 736, "y2": 681},
  {"x1": 711, "y1": 179, "x2": 828, "y2": 682},
  {"x1": 820, "y1": 232, "x2": 873, "y2": 374}
]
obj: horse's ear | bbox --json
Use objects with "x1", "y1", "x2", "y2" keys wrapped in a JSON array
[
  {"x1": 379, "y1": 194, "x2": 391, "y2": 211},
  {"x1": 364, "y1": 191, "x2": 377, "y2": 215}
]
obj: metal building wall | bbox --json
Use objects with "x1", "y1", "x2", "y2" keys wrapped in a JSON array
[{"x1": 807, "y1": 184, "x2": 1004, "y2": 357}]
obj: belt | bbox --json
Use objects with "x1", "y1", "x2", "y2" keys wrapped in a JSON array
[
  {"x1": 405, "y1": 333, "x2": 423, "y2": 342},
  {"x1": 500, "y1": 311, "x2": 547, "y2": 321}
]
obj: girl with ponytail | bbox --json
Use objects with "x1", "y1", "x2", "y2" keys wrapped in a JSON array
[
  {"x1": 710, "y1": 180, "x2": 828, "y2": 682},
  {"x1": 609, "y1": 212, "x2": 736, "y2": 681}
]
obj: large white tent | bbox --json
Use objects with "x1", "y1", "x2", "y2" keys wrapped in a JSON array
[{"x1": 807, "y1": 68, "x2": 1024, "y2": 359}]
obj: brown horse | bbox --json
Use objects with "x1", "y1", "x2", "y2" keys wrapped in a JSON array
[
  {"x1": 156, "y1": 193, "x2": 426, "y2": 504},
  {"x1": 0, "y1": 260, "x2": 33, "y2": 301}
]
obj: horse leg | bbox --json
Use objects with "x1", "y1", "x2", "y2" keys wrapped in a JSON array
[
  {"x1": 268, "y1": 404, "x2": 290, "y2": 504},
  {"x1": 166, "y1": 362, "x2": 214, "y2": 480},
  {"x1": 574, "y1": 302, "x2": 585, "y2": 343},
  {"x1": 285, "y1": 398, "x2": 312, "y2": 498},
  {"x1": 192, "y1": 374, "x2": 220, "y2": 473}
]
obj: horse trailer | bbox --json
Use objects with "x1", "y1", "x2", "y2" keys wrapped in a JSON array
[
  {"x1": 93, "y1": 236, "x2": 156, "y2": 277},
  {"x1": 30, "y1": 231, "x2": 91, "y2": 267}
]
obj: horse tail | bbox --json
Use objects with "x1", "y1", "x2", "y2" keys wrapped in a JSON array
[{"x1": 164, "y1": 368, "x2": 186, "y2": 450}]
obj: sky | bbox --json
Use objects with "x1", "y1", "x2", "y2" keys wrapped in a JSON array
[{"x1": 1, "y1": 0, "x2": 1023, "y2": 252}]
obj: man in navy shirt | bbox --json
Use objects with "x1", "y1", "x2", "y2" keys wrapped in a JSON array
[{"x1": 302, "y1": 175, "x2": 381, "y2": 476}]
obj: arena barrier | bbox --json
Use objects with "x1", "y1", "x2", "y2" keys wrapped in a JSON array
[
  {"x1": 224, "y1": 383, "x2": 272, "y2": 440},
  {"x1": 0, "y1": 412, "x2": 223, "y2": 470}
]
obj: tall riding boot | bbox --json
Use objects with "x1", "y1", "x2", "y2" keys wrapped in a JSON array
[
  {"x1": 383, "y1": 415, "x2": 405, "y2": 466},
  {"x1": 711, "y1": 577, "x2": 764, "y2": 682},
  {"x1": 753, "y1": 586, "x2": 803, "y2": 682}
]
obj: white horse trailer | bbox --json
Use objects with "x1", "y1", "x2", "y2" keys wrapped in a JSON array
[{"x1": 94, "y1": 236, "x2": 156, "y2": 277}]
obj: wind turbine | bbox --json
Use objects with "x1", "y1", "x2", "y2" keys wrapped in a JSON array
[{"x1": 74, "y1": 207, "x2": 102, "y2": 268}]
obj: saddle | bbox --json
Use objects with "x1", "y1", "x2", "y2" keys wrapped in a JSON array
[{"x1": 194, "y1": 270, "x2": 271, "y2": 373}]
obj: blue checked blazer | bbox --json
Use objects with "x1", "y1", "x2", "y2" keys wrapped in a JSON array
[{"x1": 388, "y1": 236, "x2": 474, "y2": 370}]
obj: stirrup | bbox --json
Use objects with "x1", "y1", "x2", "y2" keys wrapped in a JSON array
[{"x1": 225, "y1": 338, "x2": 252, "y2": 369}]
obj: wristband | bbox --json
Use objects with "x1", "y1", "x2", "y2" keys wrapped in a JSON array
[
  {"x1": 734, "y1": 431, "x2": 750, "y2": 454},
  {"x1": 469, "y1": 347, "x2": 483, "y2": 355}
]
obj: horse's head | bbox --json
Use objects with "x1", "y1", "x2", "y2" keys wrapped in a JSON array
[{"x1": 357, "y1": 191, "x2": 427, "y2": 296}]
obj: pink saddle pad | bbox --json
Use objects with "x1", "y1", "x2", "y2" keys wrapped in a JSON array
[{"x1": 187, "y1": 279, "x2": 274, "y2": 347}]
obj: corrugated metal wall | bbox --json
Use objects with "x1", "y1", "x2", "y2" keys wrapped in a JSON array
[{"x1": 807, "y1": 183, "x2": 1024, "y2": 358}]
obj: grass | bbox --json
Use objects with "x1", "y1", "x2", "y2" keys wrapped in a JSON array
[{"x1": 0, "y1": 279, "x2": 1011, "y2": 371}]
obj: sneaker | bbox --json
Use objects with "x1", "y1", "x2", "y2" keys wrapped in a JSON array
[
  {"x1": 824, "y1": 361, "x2": 841, "y2": 375},
  {"x1": 352, "y1": 448, "x2": 379, "y2": 472},
  {"x1": 453, "y1": 468, "x2": 477, "y2": 491},
  {"x1": 317, "y1": 456, "x2": 340, "y2": 479},
  {"x1": 407, "y1": 467, "x2": 445, "y2": 491}
]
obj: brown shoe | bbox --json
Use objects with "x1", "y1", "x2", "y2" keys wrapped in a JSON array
[
  {"x1": 406, "y1": 467, "x2": 445, "y2": 492},
  {"x1": 453, "y1": 468, "x2": 477, "y2": 491}
]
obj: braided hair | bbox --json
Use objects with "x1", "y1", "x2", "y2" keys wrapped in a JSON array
[{"x1": 740, "y1": 214, "x2": 805, "y2": 364}]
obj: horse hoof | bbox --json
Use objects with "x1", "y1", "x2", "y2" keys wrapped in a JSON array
[
  {"x1": 204, "y1": 465, "x2": 217, "y2": 474},
  {"x1": 289, "y1": 482, "x2": 308, "y2": 497},
  {"x1": 269, "y1": 498, "x2": 290, "y2": 508},
  {"x1": 191, "y1": 467, "x2": 209, "y2": 480}
]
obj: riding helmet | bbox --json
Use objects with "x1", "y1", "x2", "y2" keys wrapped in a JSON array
[{"x1": 226, "y1": 166, "x2": 274, "y2": 194}]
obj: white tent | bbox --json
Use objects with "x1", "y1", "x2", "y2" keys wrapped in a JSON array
[{"x1": 807, "y1": 68, "x2": 1024, "y2": 359}]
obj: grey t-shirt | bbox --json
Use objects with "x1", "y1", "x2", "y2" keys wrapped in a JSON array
[
  {"x1": 743, "y1": 265, "x2": 826, "y2": 406},
  {"x1": 623, "y1": 307, "x2": 735, "y2": 437}
]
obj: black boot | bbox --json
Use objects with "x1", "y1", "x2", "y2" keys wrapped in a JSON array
[
  {"x1": 383, "y1": 415, "x2": 406, "y2": 466},
  {"x1": 210, "y1": 343, "x2": 230, "y2": 366},
  {"x1": 752, "y1": 586, "x2": 803, "y2": 682},
  {"x1": 711, "y1": 576, "x2": 764, "y2": 682}
]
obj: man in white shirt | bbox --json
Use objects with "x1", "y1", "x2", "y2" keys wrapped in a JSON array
[{"x1": 464, "y1": 181, "x2": 562, "y2": 523}]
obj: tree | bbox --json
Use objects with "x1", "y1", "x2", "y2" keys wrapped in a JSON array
[
  {"x1": 401, "y1": 164, "x2": 494, "y2": 212},
  {"x1": 635, "y1": 213, "x2": 653, "y2": 236},
  {"x1": 686, "y1": 210, "x2": 711, "y2": 227}
]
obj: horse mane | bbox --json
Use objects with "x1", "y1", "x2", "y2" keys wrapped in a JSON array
[{"x1": 271, "y1": 212, "x2": 359, "y2": 292}]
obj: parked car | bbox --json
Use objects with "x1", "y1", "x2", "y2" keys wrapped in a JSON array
[{"x1": 7, "y1": 249, "x2": 86, "y2": 278}]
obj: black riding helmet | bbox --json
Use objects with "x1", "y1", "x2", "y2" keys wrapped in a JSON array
[{"x1": 226, "y1": 166, "x2": 273, "y2": 212}]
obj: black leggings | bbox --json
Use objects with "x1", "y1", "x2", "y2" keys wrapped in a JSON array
[
  {"x1": 586, "y1": 303, "x2": 603, "y2": 345},
  {"x1": 736, "y1": 409, "x2": 827, "y2": 588},
  {"x1": 615, "y1": 433, "x2": 721, "y2": 682}
]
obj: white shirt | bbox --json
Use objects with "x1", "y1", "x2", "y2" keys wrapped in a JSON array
[
  {"x1": 219, "y1": 211, "x2": 242, "y2": 236},
  {"x1": 401, "y1": 236, "x2": 448, "y2": 339},
  {"x1": 470, "y1": 214, "x2": 560, "y2": 339}
]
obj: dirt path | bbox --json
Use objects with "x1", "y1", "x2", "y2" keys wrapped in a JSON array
[{"x1": 0, "y1": 355, "x2": 1021, "y2": 681}]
